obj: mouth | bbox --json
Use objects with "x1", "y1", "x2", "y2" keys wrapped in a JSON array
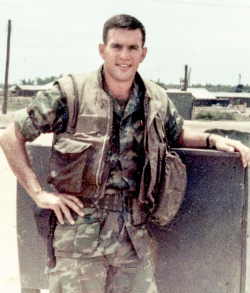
[{"x1": 117, "y1": 64, "x2": 131, "y2": 68}]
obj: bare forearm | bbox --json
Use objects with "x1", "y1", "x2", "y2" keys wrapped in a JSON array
[
  {"x1": 0, "y1": 122, "x2": 84, "y2": 225},
  {"x1": 0, "y1": 122, "x2": 43, "y2": 200},
  {"x1": 178, "y1": 125, "x2": 250, "y2": 168},
  {"x1": 178, "y1": 125, "x2": 209, "y2": 148}
]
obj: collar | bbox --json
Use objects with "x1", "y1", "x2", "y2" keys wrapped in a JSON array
[
  {"x1": 98, "y1": 65, "x2": 145, "y2": 98},
  {"x1": 98, "y1": 66, "x2": 143, "y2": 118}
]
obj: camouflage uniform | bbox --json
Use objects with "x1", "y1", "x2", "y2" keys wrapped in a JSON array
[{"x1": 15, "y1": 67, "x2": 183, "y2": 293}]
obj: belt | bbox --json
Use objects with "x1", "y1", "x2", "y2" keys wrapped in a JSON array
[{"x1": 79, "y1": 191, "x2": 135, "y2": 212}]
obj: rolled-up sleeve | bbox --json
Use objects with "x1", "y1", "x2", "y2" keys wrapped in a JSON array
[
  {"x1": 165, "y1": 98, "x2": 184, "y2": 146},
  {"x1": 14, "y1": 84, "x2": 68, "y2": 142}
]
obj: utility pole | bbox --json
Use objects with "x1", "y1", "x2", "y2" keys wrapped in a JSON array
[
  {"x1": 184, "y1": 65, "x2": 188, "y2": 91},
  {"x1": 188, "y1": 67, "x2": 191, "y2": 87},
  {"x1": 2, "y1": 20, "x2": 11, "y2": 114}
]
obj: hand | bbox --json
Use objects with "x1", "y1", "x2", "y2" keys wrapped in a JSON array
[
  {"x1": 35, "y1": 190, "x2": 85, "y2": 225},
  {"x1": 210, "y1": 134, "x2": 250, "y2": 168}
]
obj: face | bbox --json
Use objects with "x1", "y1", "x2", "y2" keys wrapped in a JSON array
[{"x1": 99, "y1": 28, "x2": 147, "y2": 85}]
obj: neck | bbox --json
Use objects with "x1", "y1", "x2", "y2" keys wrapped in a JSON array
[
  {"x1": 107, "y1": 82, "x2": 132, "y2": 101},
  {"x1": 103, "y1": 73, "x2": 134, "y2": 101}
]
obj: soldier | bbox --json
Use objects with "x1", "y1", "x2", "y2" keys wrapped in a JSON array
[{"x1": 1, "y1": 14, "x2": 250, "y2": 293}]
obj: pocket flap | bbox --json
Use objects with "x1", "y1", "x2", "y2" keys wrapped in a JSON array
[{"x1": 54, "y1": 136, "x2": 91, "y2": 154}]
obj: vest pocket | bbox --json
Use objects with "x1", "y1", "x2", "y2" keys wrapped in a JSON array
[
  {"x1": 149, "y1": 146, "x2": 187, "y2": 226},
  {"x1": 48, "y1": 134, "x2": 97, "y2": 193}
]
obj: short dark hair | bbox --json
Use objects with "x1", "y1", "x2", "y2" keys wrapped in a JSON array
[{"x1": 103, "y1": 14, "x2": 146, "y2": 47}]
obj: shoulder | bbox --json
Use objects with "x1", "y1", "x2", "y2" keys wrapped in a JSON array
[
  {"x1": 54, "y1": 70, "x2": 100, "y2": 99},
  {"x1": 143, "y1": 79, "x2": 168, "y2": 103},
  {"x1": 142, "y1": 78, "x2": 170, "y2": 115},
  {"x1": 56, "y1": 70, "x2": 98, "y2": 88}
]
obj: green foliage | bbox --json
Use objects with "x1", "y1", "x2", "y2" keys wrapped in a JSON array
[
  {"x1": 36, "y1": 75, "x2": 62, "y2": 85},
  {"x1": 195, "y1": 111, "x2": 235, "y2": 121},
  {"x1": 19, "y1": 75, "x2": 62, "y2": 86},
  {"x1": 20, "y1": 78, "x2": 35, "y2": 85}
]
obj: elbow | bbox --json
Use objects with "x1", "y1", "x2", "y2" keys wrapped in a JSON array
[
  {"x1": 0, "y1": 122, "x2": 27, "y2": 150},
  {"x1": 0, "y1": 126, "x2": 8, "y2": 149}
]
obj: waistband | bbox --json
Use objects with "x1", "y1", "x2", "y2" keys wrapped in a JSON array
[{"x1": 79, "y1": 191, "x2": 135, "y2": 212}]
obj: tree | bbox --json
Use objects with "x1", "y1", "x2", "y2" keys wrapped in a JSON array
[
  {"x1": 36, "y1": 75, "x2": 62, "y2": 85},
  {"x1": 20, "y1": 79, "x2": 35, "y2": 85},
  {"x1": 19, "y1": 75, "x2": 63, "y2": 86}
]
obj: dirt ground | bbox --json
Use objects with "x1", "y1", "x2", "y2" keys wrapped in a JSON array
[
  {"x1": 0, "y1": 145, "x2": 20, "y2": 292},
  {"x1": 184, "y1": 120, "x2": 250, "y2": 133},
  {"x1": 0, "y1": 136, "x2": 51, "y2": 293},
  {"x1": 0, "y1": 115, "x2": 250, "y2": 292},
  {"x1": 0, "y1": 113, "x2": 51, "y2": 292}
]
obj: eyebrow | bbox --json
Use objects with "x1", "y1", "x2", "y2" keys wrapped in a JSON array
[
  {"x1": 111, "y1": 42, "x2": 122, "y2": 47},
  {"x1": 110, "y1": 42, "x2": 140, "y2": 49},
  {"x1": 129, "y1": 45, "x2": 139, "y2": 49}
]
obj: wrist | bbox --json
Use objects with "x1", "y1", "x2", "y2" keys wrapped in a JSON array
[
  {"x1": 206, "y1": 133, "x2": 215, "y2": 149},
  {"x1": 26, "y1": 183, "x2": 44, "y2": 201}
]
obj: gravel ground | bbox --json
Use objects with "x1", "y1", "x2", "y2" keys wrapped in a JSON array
[{"x1": 0, "y1": 116, "x2": 250, "y2": 292}]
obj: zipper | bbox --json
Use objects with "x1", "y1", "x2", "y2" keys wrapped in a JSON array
[{"x1": 95, "y1": 93, "x2": 112, "y2": 189}]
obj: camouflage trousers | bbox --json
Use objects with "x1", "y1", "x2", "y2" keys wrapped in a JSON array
[
  {"x1": 46, "y1": 207, "x2": 158, "y2": 293},
  {"x1": 48, "y1": 254, "x2": 158, "y2": 293}
]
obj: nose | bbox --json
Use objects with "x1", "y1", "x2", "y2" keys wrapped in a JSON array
[{"x1": 119, "y1": 48, "x2": 130, "y2": 61}]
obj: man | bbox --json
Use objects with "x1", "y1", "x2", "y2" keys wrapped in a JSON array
[{"x1": 1, "y1": 14, "x2": 250, "y2": 293}]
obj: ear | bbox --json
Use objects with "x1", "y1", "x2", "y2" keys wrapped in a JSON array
[
  {"x1": 99, "y1": 43, "x2": 105, "y2": 60},
  {"x1": 140, "y1": 47, "x2": 147, "y2": 63}
]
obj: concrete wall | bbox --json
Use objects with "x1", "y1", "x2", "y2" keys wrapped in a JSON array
[{"x1": 167, "y1": 93, "x2": 193, "y2": 120}]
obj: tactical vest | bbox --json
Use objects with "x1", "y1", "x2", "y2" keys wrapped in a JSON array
[{"x1": 47, "y1": 69, "x2": 186, "y2": 225}]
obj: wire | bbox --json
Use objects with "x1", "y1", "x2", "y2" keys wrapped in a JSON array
[{"x1": 155, "y1": 0, "x2": 250, "y2": 8}]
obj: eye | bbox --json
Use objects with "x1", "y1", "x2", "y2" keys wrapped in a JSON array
[
  {"x1": 129, "y1": 46, "x2": 138, "y2": 51},
  {"x1": 112, "y1": 44, "x2": 122, "y2": 50}
]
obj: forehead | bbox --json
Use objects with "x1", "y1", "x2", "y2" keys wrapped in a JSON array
[{"x1": 106, "y1": 28, "x2": 143, "y2": 47}]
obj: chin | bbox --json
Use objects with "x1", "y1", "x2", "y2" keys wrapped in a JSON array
[{"x1": 115, "y1": 72, "x2": 136, "y2": 82}]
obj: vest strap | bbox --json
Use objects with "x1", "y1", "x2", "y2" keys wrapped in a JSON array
[{"x1": 67, "y1": 74, "x2": 79, "y2": 133}]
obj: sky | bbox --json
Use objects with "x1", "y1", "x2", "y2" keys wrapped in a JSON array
[{"x1": 1, "y1": 0, "x2": 250, "y2": 86}]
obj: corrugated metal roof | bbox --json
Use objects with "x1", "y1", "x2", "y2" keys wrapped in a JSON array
[
  {"x1": 15, "y1": 82, "x2": 54, "y2": 91},
  {"x1": 186, "y1": 88, "x2": 216, "y2": 100},
  {"x1": 213, "y1": 92, "x2": 250, "y2": 98},
  {"x1": 8, "y1": 85, "x2": 17, "y2": 91},
  {"x1": 167, "y1": 88, "x2": 216, "y2": 100}
]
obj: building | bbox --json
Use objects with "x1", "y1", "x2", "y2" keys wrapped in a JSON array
[
  {"x1": 213, "y1": 92, "x2": 250, "y2": 107},
  {"x1": 10, "y1": 82, "x2": 54, "y2": 97},
  {"x1": 167, "y1": 88, "x2": 217, "y2": 120}
]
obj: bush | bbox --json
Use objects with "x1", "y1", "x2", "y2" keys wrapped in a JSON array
[{"x1": 195, "y1": 111, "x2": 234, "y2": 121}]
